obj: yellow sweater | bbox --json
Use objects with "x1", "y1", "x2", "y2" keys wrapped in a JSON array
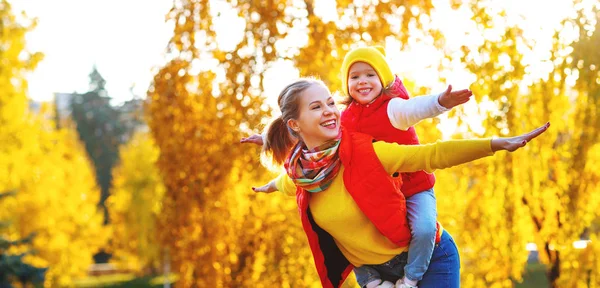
[{"x1": 276, "y1": 139, "x2": 493, "y2": 266}]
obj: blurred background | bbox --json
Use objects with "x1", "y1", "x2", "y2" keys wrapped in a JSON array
[{"x1": 1, "y1": 0, "x2": 599, "y2": 287}]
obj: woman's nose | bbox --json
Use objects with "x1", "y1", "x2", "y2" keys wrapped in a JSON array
[{"x1": 324, "y1": 104, "x2": 336, "y2": 115}]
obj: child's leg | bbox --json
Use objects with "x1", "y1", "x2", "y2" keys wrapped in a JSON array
[
  {"x1": 404, "y1": 188, "x2": 437, "y2": 284},
  {"x1": 354, "y1": 265, "x2": 382, "y2": 288}
]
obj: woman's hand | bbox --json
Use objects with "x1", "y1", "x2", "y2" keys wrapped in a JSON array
[
  {"x1": 252, "y1": 180, "x2": 278, "y2": 193},
  {"x1": 240, "y1": 134, "x2": 264, "y2": 146},
  {"x1": 491, "y1": 122, "x2": 550, "y2": 152}
]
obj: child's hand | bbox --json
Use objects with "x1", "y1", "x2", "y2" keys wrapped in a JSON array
[
  {"x1": 240, "y1": 134, "x2": 264, "y2": 146},
  {"x1": 491, "y1": 122, "x2": 550, "y2": 152},
  {"x1": 438, "y1": 85, "x2": 473, "y2": 109},
  {"x1": 252, "y1": 181, "x2": 278, "y2": 193}
]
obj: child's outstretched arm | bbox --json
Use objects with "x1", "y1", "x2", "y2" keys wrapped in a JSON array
[
  {"x1": 377, "y1": 122, "x2": 550, "y2": 174},
  {"x1": 437, "y1": 85, "x2": 472, "y2": 110},
  {"x1": 389, "y1": 85, "x2": 472, "y2": 130}
]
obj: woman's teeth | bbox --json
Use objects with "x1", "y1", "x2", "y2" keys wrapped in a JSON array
[{"x1": 321, "y1": 120, "x2": 336, "y2": 127}]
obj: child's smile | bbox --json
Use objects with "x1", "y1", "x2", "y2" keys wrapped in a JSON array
[{"x1": 347, "y1": 61, "x2": 383, "y2": 105}]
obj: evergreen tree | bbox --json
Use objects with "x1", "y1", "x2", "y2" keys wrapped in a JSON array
[
  {"x1": 70, "y1": 67, "x2": 126, "y2": 223},
  {"x1": 0, "y1": 191, "x2": 46, "y2": 288}
]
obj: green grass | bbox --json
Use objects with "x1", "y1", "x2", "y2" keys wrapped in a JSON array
[
  {"x1": 515, "y1": 263, "x2": 549, "y2": 288},
  {"x1": 102, "y1": 276, "x2": 162, "y2": 288},
  {"x1": 73, "y1": 273, "x2": 136, "y2": 287},
  {"x1": 73, "y1": 273, "x2": 177, "y2": 288}
]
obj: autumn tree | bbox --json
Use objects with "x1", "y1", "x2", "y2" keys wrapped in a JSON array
[
  {"x1": 106, "y1": 131, "x2": 166, "y2": 273},
  {"x1": 145, "y1": 1, "x2": 448, "y2": 287},
  {"x1": 11, "y1": 113, "x2": 108, "y2": 287},
  {"x1": 435, "y1": 1, "x2": 600, "y2": 287},
  {"x1": 146, "y1": 0, "x2": 319, "y2": 286},
  {"x1": 295, "y1": 0, "x2": 440, "y2": 93},
  {"x1": 0, "y1": 190, "x2": 47, "y2": 287},
  {"x1": 543, "y1": 5, "x2": 600, "y2": 287},
  {"x1": 0, "y1": 1, "x2": 107, "y2": 286},
  {"x1": 442, "y1": 3, "x2": 533, "y2": 286}
]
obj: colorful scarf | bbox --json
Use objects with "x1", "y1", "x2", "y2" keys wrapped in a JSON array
[{"x1": 285, "y1": 135, "x2": 342, "y2": 193}]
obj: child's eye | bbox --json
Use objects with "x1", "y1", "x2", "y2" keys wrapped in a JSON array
[
  {"x1": 368, "y1": 73, "x2": 376, "y2": 77},
  {"x1": 350, "y1": 75, "x2": 358, "y2": 79},
  {"x1": 328, "y1": 102, "x2": 335, "y2": 106}
]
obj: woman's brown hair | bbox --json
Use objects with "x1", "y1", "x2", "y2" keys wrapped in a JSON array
[{"x1": 263, "y1": 78, "x2": 326, "y2": 165}]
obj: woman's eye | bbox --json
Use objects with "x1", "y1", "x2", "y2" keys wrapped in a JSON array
[
  {"x1": 311, "y1": 105, "x2": 320, "y2": 110},
  {"x1": 328, "y1": 102, "x2": 335, "y2": 106}
]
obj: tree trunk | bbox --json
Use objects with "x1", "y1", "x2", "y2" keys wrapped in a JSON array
[{"x1": 547, "y1": 249, "x2": 560, "y2": 288}]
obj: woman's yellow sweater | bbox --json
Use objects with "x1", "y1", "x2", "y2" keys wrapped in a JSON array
[{"x1": 276, "y1": 139, "x2": 493, "y2": 266}]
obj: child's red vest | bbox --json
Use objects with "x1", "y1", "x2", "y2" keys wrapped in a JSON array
[
  {"x1": 294, "y1": 129, "x2": 411, "y2": 288},
  {"x1": 340, "y1": 93, "x2": 436, "y2": 197}
]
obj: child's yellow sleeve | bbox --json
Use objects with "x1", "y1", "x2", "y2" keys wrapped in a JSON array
[
  {"x1": 275, "y1": 173, "x2": 297, "y2": 197},
  {"x1": 374, "y1": 139, "x2": 494, "y2": 174}
]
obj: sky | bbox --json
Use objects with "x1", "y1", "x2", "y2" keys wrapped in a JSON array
[
  {"x1": 11, "y1": 0, "x2": 585, "y2": 116},
  {"x1": 12, "y1": 0, "x2": 174, "y2": 105}
]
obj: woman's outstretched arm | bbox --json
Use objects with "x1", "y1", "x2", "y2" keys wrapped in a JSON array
[
  {"x1": 377, "y1": 122, "x2": 550, "y2": 174},
  {"x1": 252, "y1": 173, "x2": 296, "y2": 196},
  {"x1": 490, "y1": 122, "x2": 550, "y2": 152},
  {"x1": 240, "y1": 134, "x2": 264, "y2": 146},
  {"x1": 252, "y1": 180, "x2": 277, "y2": 193}
]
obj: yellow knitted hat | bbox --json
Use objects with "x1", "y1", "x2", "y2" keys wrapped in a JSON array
[{"x1": 340, "y1": 46, "x2": 394, "y2": 97}]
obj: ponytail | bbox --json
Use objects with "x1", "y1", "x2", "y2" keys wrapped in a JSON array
[{"x1": 263, "y1": 116, "x2": 297, "y2": 165}]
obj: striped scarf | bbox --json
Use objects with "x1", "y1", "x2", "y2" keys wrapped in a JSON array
[{"x1": 285, "y1": 135, "x2": 342, "y2": 193}]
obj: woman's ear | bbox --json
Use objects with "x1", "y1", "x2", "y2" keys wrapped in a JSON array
[{"x1": 287, "y1": 119, "x2": 300, "y2": 133}]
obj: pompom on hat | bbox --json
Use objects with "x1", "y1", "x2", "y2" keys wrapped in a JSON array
[{"x1": 340, "y1": 46, "x2": 395, "y2": 97}]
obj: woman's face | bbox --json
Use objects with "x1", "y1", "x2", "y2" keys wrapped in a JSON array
[
  {"x1": 288, "y1": 83, "x2": 340, "y2": 150},
  {"x1": 347, "y1": 61, "x2": 383, "y2": 105}
]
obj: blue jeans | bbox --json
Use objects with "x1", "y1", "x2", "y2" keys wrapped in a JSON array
[
  {"x1": 354, "y1": 230, "x2": 460, "y2": 288},
  {"x1": 405, "y1": 188, "x2": 438, "y2": 281}
]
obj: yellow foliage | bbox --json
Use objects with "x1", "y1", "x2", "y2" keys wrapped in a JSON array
[
  {"x1": 434, "y1": 1, "x2": 600, "y2": 287},
  {"x1": 1, "y1": 114, "x2": 107, "y2": 287},
  {"x1": 145, "y1": 0, "x2": 600, "y2": 287},
  {"x1": 107, "y1": 131, "x2": 166, "y2": 272},
  {"x1": 25, "y1": 124, "x2": 107, "y2": 287},
  {"x1": 296, "y1": 0, "x2": 438, "y2": 94},
  {"x1": 147, "y1": 1, "x2": 440, "y2": 286},
  {"x1": 0, "y1": 2, "x2": 106, "y2": 286}
]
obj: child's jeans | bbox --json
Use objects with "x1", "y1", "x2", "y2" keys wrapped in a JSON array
[
  {"x1": 353, "y1": 188, "x2": 438, "y2": 285},
  {"x1": 405, "y1": 188, "x2": 437, "y2": 282},
  {"x1": 353, "y1": 230, "x2": 460, "y2": 288}
]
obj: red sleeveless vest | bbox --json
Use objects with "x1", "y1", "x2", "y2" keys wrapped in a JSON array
[
  {"x1": 340, "y1": 93, "x2": 436, "y2": 197},
  {"x1": 295, "y1": 129, "x2": 411, "y2": 287}
]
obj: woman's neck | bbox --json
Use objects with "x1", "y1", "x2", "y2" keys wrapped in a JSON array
[
  {"x1": 303, "y1": 140, "x2": 321, "y2": 150},
  {"x1": 302, "y1": 136, "x2": 339, "y2": 151}
]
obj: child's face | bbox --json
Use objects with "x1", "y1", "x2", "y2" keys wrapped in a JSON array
[{"x1": 347, "y1": 62, "x2": 383, "y2": 105}]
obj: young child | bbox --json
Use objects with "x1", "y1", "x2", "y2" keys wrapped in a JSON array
[
  {"x1": 241, "y1": 46, "x2": 472, "y2": 288},
  {"x1": 339, "y1": 46, "x2": 471, "y2": 288}
]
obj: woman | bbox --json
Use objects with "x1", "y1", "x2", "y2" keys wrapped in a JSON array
[{"x1": 252, "y1": 78, "x2": 549, "y2": 288}]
